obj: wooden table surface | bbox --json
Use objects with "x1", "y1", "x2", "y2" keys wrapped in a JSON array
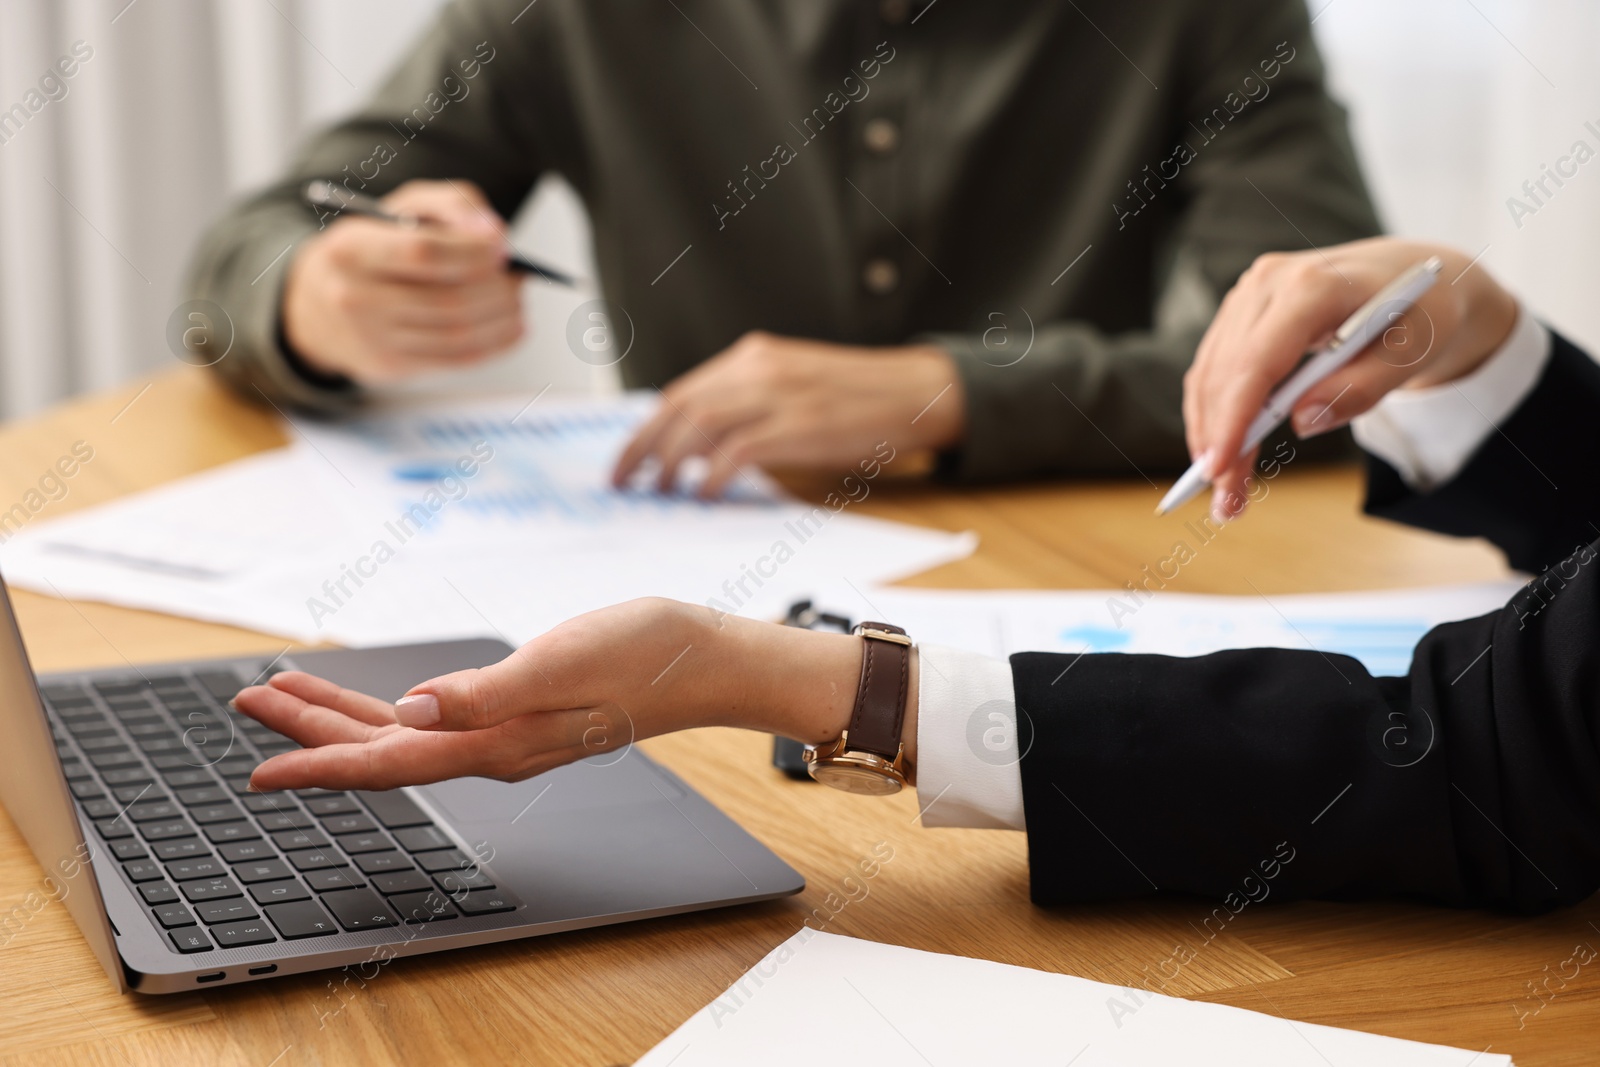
[{"x1": 1, "y1": 370, "x2": 1596, "y2": 1066}]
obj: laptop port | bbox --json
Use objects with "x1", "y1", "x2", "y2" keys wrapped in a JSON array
[
  {"x1": 196, "y1": 972, "x2": 226, "y2": 983},
  {"x1": 247, "y1": 965, "x2": 278, "y2": 976}
]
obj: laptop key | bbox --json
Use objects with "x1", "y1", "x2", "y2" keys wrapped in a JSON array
[
  {"x1": 127, "y1": 801, "x2": 182, "y2": 823},
  {"x1": 152, "y1": 838, "x2": 210, "y2": 861},
  {"x1": 203, "y1": 822, "x2": 260, "y2": 844},
  {"x1": 264, "y1": 899, "x2": 337, "y2": 939},
  {"x1": 414, "y1": 849, "x2": 471, "y2": 874},
  {"x1": 454, "y1": 889, "x2": 520, "y2": 916},
  {"x1": 194, "y1": 670, "x2": 244, "y2": 703},
  {"x1": 95, "y1": 817, "x2": 134, "y2": 840},
  {"x1": 393, "y1": 826, "x2": 452, "y2": 853},
  {"x1": 435, "y1": 869, "x2": 495, "y2": 895},
  {"x1": 371, "y1": 870, "x2": 432, "y2": 895},
  {"x1": 212, "y1": 919, "x2": 277, "y2": 948},
  {"x1": 233, "y1": 860, "x2": 293, "y2": 884},
  {"x1": 196, "y1": 898, "x2": 258, "y2": 925},
  {"x1": 176, "y1": 786, "x2": 229, "y2": 807},
  {"x1": 139, "y1": 881, "x2": 179, "y2": 905},
  {"x1": 250, "y1": 879, "x2": 311, "y2": 906},
  {"x1": 352, "y1": 851, "x2": 411, "y2": 875},
  {"x1": 102, "y1": 768, "x2": 154, "y2": 787},
  {"x1": 285, "y1": 848, "x2": 339, "y2": 871},
  {"x1": 113, "y1": 785, "x2": 164, "y2": 804},
  {"x1": 168, "y1": 928, "x2": 213, "y2": 953},
  {"x1": 90, "y1": 751, "x2": 142, "y2": 770},
  {"x1": 272, "y1": 829, "x2": 329, "y2": 851},
  {"x1": 140, "y1": 819, "x2": 196, "y2": 842},
  {"x1": 122, "y1": 860, "x2": 165, "y2": 882},
  {"x1": 303, "y1": 867, "x2": 365, "y2": 892},
  {"x1": 59, "y1": 760, "x2": 91, "y2": 780},
  {"x1": 389, "y1": 890, "x2": 458, "y2": 923},
  {"x1": 321, "y1": 888, "x2": 397, "y2": 931},
  {"x1": 162, "y1": 769, "x2": 214, "y2": 788},
  {"x1": 81, "y1": 798, "x2": 120, "y2": 819},
  {"x1": 320, "y1": 813, "x2": 377, "y2": 835},
  {"x1": 190, "y1": 803, "x2": 244, "y2": 825},
  {"x1": 217, "y1": 840, "x2": 273, "y2": 863},
  {"x1": 356, "y1": 790, "x2": 432, "y2": 829},
  {"x1": 109, "y1": 840, "x2": 150, "y2": 861},
  {"x1": 71, "y1": 779, "x2": 107, "y2": 800},
  {"x1": 259, "y1": 811, "x2": 314, "y2": 833},
  {"x1": 152, "y1": 903, "x2": 196, "y2": 928},
  {"x1": 242, "y1": 793, "x2": 297, "y2": 815},
  {"x1": 166, "y1": 857, "x2": 226, "y2": 881},
  {"x1": 180, "y1": 877, "x2": 242, "y2": 902},
  {"x1": 336, "y1": 833, "x2": 391, "y2": 855}
]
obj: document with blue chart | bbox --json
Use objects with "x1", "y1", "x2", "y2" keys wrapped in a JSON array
[
  {"x1": 0, "y1": 393, "x2": 978, "y2": 647},
  {"x1": 805, "y1": 581, "x2": 1526, "y2": 676}
]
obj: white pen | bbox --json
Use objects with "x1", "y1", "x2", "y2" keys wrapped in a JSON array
[{"x1": 1155, "y1": 255, "x2": 1444, "y2": 516}]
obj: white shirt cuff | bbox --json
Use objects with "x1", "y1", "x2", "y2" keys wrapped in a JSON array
[
  {"x1": 1351, "y1": 305, "x2": 1551, "y2": 491},
  {"x1": 914, "y1": 644, "x2": 1025, "y2": 831}
]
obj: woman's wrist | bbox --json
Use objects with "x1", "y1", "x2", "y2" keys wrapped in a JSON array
[{"x1": 713, "y1": 613, "x2": 919, "y2": 783}]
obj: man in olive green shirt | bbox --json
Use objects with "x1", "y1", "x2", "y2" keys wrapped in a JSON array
[{"x1": 187, "y1": 0, "x2": 1378, "y2": 491}]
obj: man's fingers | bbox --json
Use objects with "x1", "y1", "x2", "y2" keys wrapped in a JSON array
[{"x1": 329, "y1": 218, "x2": 507, "y2": 284}]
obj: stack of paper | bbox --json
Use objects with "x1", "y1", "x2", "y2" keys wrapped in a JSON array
[
  {"x1": 0, "y1": 394, "x2": 976, "y2": 646},
  {"x1": 638, "y1": 931, "x2": 1512, "y2": 1066}
]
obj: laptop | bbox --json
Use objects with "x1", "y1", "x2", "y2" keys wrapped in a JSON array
[{"x1": 0, "y1": 569, "x2": 803, "y2": 993}]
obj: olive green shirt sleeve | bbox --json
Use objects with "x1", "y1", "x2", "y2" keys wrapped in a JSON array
[
  {"x1": 185, "y1": 0, "x2": 552, "y2": 413},
  {"x1": 926, "y1": 1, "x2": 1378, "y2": 482}
]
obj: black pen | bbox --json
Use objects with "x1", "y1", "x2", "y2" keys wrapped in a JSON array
[{"x1": 301, "y1": 179, "x2": 578, "y2": 287}]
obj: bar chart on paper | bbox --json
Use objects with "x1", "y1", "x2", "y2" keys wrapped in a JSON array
[{"x1": 809, "y1": 582, "x2": 1526, "y2": 676}]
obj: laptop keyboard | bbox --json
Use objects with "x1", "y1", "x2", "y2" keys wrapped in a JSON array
[{"x1": 40, "y1": 667, "x2": 519, "y2": 956}]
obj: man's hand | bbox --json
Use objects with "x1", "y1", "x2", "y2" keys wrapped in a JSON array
[
  {"x1": 1183, "y1": 238, "x2": 1520, "y2": 521},
  {"x1": 611, "y1": 333, "x2": 966, "y2": 497},
  {"x1": 234, "y1": 599, "x2": 910, "y2": 792},
  {"x1": 281, "y1": 179, "x2": 525, "y2": 382}
]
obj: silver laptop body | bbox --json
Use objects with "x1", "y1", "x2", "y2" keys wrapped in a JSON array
[{"x1": 0, "y1": 570, "x2": 802, "y2": 993}]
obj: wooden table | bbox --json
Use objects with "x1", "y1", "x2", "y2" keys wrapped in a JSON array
[{"x1": 2, "y1": 370, "x2": 1595, "y2": 1066}]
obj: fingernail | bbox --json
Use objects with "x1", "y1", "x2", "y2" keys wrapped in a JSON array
[
  {"x1": 1210, "y1": 488, "x2": 1231, "y2": 526},
  {"x1": 1195, "y1": 448, "x2": 1215, "y2": 479},
  {"x1": 1293, "y1": 403, "x2": 1347, "y2": 439},
  {"x1": 246, "y1": 780, "x2": 261, "y2": 793},
  {"x1": 395, "y1": 693, "x2": 440, "y2": 728}
]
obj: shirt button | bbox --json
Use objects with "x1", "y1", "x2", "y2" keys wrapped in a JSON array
[
  {"x1": 863, "y1": 118, "x2": 900, "y2": 154},
  {"x1": 880, "y1": 0, "x2": 910, "y2": 24},
  {"x1": 863, "y1": 259, "x2": 900, "y2": 295}
]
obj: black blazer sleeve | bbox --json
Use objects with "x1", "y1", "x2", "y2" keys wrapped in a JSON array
[
  {"x1": 1016, "y1": 329, "x2": 1600, "y2": 912},
  {"x1": 1364, "y1": 329, "x2": 1600, "y2": 574}
]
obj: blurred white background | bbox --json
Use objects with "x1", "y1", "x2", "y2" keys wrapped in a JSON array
[{"x1": 0, "y1": 0, "x2": 1595, "y2": 418}]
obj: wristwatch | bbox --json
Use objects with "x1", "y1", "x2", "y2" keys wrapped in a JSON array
[{"x1": 804, "y1": 622, "x2": 911, "y2": 795}]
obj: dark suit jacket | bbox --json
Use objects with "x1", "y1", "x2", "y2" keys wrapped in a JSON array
[
  {"x1": 186, "y1": 0, "x2": 1376, "y2": 482},
  {"x1": 1017, "y1": 330, "x2": 1600, "y2": 912}
]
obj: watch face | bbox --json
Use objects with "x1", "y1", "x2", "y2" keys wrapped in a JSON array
[{"x1": 809, "y1": 763, "x2": 903, "y2": 796}]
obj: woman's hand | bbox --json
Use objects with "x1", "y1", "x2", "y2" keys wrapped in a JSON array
[
  {"x1": 235, "y1": 598, "x2": 895, "y2": 792},
  {"x1": 1183, "y1": 237, "x2": 1520, "y2": 521}
]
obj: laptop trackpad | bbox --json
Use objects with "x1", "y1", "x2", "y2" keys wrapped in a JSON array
[{"x1": 420, "y1": 755, "x2": 686, "y2": 827}]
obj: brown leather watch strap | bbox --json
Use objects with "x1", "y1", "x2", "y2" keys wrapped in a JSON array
[{"x1": 845, "y1": 622, "x2": 910, "y2": 758}]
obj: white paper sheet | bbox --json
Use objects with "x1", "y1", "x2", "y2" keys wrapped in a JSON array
[
  {"x1": 0, "y1": 394, "x2": 977, "y2": 646},
  {"x1": 806, "y1": 581, "x2": 1525, "y2": 677},
  {"x1": 637, "y1": 931, "x2": 1512, "y2": 1067}
]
